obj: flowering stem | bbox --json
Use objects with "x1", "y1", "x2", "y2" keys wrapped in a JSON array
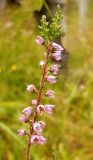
[
  {"x1": 18, "y1": 6, "x2": 63, "y2": 160},
  {"x1": 26, "y1": 45, "x2": 51, "y2": 160},
  {"x1": 34, "y1": 45, "x2": 51, "y2": 121},
  {"x1": 26, "y1": 123, "x2": 32, "y2": 160}
]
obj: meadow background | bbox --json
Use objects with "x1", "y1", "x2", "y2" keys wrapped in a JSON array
[{"x1": 0, "y1": 0, "x2": 93, "y2": 159}]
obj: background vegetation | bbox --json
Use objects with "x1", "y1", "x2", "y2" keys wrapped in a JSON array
[{"x1": 0, "y1": 0, "x2": 93, "y2": 159}]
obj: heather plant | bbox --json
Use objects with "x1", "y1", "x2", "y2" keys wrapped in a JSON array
[{"x1": 18, "y1": 5, "x2": 63, "y2": 160}]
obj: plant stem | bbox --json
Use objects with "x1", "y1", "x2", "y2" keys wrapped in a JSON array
[
  {"x1": 26, "y1": 123, "x2": 32, "y2": 160},
  {"x1": 26, "y1": 45, "x2": 51, "y2": 160},
  {"x1": 34, "y1": 45, "x2": 51, "y2": 121}
]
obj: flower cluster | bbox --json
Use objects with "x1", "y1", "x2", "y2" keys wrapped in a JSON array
[
  {"x1": 18, "y1": 36, "x2": 64, "y2": 146},
  {"x1": 18, "y1": 5, "x2": 63, "y2": 160}
]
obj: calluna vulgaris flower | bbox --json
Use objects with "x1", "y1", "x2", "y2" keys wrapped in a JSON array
[
  {"x1": 50, "y1": 64, "x2": 59, "y2": 75},
  {"x1": 18, "y1": 36, "x2": 62, "y2": 146},
  {"x1": 52, "y1": 52, "x2": 62, "y2": 61},
  {"x1": 31, "y1": 135, "x2": 46, "y2": 144},
  {"x1": 32, "y1": 121, "x2": 45, "y2": 134},
  {"x1": 36, "y1": 104, "x2": 45, "y2": 115},
  {"x1": 18, "y1": 5, "x2": 63, "y2": 160},
  {"x1": 36, "y1": 36, "x2": 44, "y2": 45},
  {"x1": 39, "y1": 61, "x2": 45, "y2": 68},
  {"x1": 44, "y1": 104, "x2": 55, "y2": 114},
  {"x1": 52, "y1": 42, "x2": 63, "y2": 50},
  {"x1": 18, "y1": 27, "x2": 62, "y2": 160},
  {"x1": 27, "y1": 84, "x2": 37, "y2": 93},
  {"x1": 46, "y1": 75, "x2": 57, "y2": 84},
  {"x1": 22, "y1": 107, "x2": 32, "y2": 117},
  {"x1": 46, "y1": 90, "x2": 55, "y2": 98},
  {"x1": 20, "y1": 115, "x2": 29, "y2": 123},
  {"x1": 32, "y1": 99, "x2": 38, "y2": 105},
  {"x1": 52, "y1": 43, "x2": 64, "y2": 61},
  {"x1": 18, "y1": 129, "x2": 25, "y2": 136}
]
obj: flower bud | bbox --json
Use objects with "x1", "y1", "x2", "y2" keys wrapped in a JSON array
[
  {"x1": 36, "y1": 36, "x2": 44, "y2": 45},
  {"x1": 18, "y1": 129, "x2": 25, "y2": 136},
  {"x1": 46, "y1": 75, "x2": 56, "y2": 84},
  {"x1": 22, "y1": 107, "x2": 32, "y2": 117},
  {"x1": 36, "y1": 105, "x2": 45, "y2": 115},
  {"x1": 20, "y1": 115, "x2": 29, "y2": 123},
  {"x1": 52, "y1": 42, "x2": 64, "y2": 51},
  {"x1": 52, "y1": 52, "x2": 61, "y2": 61},
  {"x1": 50, "y1": 64, "x2": 59, "y2": 75},
  {"x1": 38, "y1": 121, "x2": 46, "y2": 128},
  {"x1": 44, "y1": 104, "x2": 55, "y2": 114},
  {"x1": 32, "y1": 121, "x2": 45, "y2": 134},
  {"x1": 31, "y1": 135, "x2": 46, "y2": 144},
  {"x1": 32, "y1": 99, "x2": 38, "y2": 106},
  {"x1": 27, "y1": 84, "x2": 37, "y2": 93},
  {"x1": 46, "y1": 90, "x2": 55, "y2": 98},
  {"x1": 39, "y1": 61, "x2": 45, "y2": 68}
]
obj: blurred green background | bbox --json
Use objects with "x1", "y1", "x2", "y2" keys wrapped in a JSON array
[{"x1": 0, "y1": 0, "x2": 93, "y2": 159}]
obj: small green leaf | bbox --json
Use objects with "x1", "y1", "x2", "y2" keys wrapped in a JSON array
[{"x1": 39, "y1": 5, "x2": 63, "y2": 43}]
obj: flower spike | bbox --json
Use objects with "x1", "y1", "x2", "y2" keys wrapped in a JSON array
[{"x1": 18, "y1": 5, "x2": 63, "y2": 160}]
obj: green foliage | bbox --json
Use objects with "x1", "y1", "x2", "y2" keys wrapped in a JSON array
[
  {"x1": 39, "y1": 5, "x2": 63, "y2": 43},
  {"x1": 52, "y1": 144, "x2": 70, "y2": 160},
  {"x1": 0, "y1": 122, "x2": 26, "y2": 147},
  {"x1": 52, "y1": 148, "x2": 61, "y2": 160},
  {"x1": 39, "y1": 15, "x2": 50, "y2": 43},
  {"x1": 49, "y1": 5, "x2": 63, "y2": 41}
]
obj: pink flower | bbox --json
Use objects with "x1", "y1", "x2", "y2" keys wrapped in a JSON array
[
  {"x1": 33, "y1": 121, "x2": 45, "y2": 134},
  {"x1": 27, "y1": 84, "x2": 37, "y2": 93},
  {"x1": 22, "y1": 107, "x2": 32, "y2": 117},
  {"x1": 18, "y1": 129, "x2": 25, "y2": 136},
  {"x1": 36, "y1": 105, "x2": 45, "y2": 115},
  {"x1": 31, "y1": 135, "x2": 46, "y2": 144},
  {"x1": 46, "y1": 75, "x2": 56, "y2": 84},
  {"x1": 50, "y1": 64, "x2": 59, "y2": 75},
  {"x1": 38, "y1": 121, "x2": 46, "y2": 128},
  {"x1": 20, "y1": 115, "x2": 29, "y2": 122},
  {"x1": 39, "y1": 61, "x2": 45, "y2": 68},
  {"x1": 52, "y1": 42, "x2": 63, "y2": 61},
  {"x1": 46, "y1": 90, "x2": 55, "y2": 98},
  {"x1": 32, "y1": 99, "x2": 38, "y2": 106},
  {"x1": 36, "y1": 36, "x2": 44, "y2": 45},
  {"x1": 44, "y1": 104, "x2": 55, "y2": 114},
  {"x1": 20, "y1": 107, "x2": 32, "y2": 122},
  {"x1": 52, "y1": 42, "x2": 64, "y2": 51},
  {"x1": 52, "y1": 52, "x2": 61, "y2": 61}
]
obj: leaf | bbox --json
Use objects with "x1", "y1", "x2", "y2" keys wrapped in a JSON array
[
  {"x1": 31, "y1": 0, "x2": 44, "y2": 11},
  {"x1": 0, "y1": 122, "x2": 26, "y2": 147}
]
